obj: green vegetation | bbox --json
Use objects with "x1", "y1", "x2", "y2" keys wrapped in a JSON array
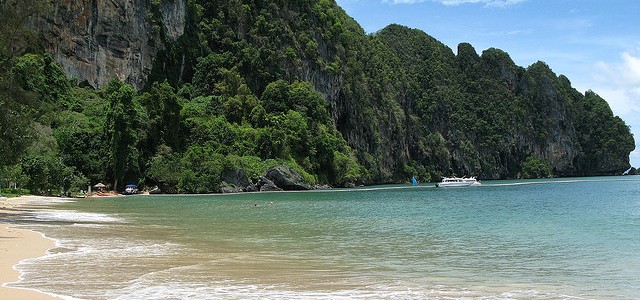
[
  {"x1": 521, "y1": 156, "x2": 552, "y2": 179},
  {"x1": 0, "y1": 0, "x2": 635, "y2": 195},
  {"x1": 1, "y1": 54, "x2": 358, "y2": 194}
]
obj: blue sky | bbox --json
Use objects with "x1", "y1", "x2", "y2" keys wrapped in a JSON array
[{"x1": 336, "y1": 0, "x2": 640, "y2": 168}]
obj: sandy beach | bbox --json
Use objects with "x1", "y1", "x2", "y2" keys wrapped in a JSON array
[{"x1": 0, "y1": 196, "x2": 61, "y2": 300}]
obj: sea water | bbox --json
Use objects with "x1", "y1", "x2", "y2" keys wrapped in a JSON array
[{"x1": 6, "y1": 177, "x2": 640, "y2": 299}]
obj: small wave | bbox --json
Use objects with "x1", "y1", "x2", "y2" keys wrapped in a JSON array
[
  {"x1": 485, "y1": 177, "x2": 640, "y2": 187},
  {"x1": 32, "y1": 239, "x2": 184, "y2": 262},
  {"x1": 32, "y1": 210, "x2": 125, "y2": 224},
  {"x1": 20, "y1": 196, "x2": 76, "y2": 205},
  {"x1": 70, "y1": 223, "x2": 110, "y2": 228},
  {"x1": 11, "y1": 239, "x2": 184, "y2": 295},
  {"x1": 103, "y1": 280, "x2": 581, "y2": 300},
  {"x1": 100, "y1": 264, "x2": 584, "y2": 300}
]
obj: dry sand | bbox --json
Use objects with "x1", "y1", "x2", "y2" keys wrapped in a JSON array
[{"x1": 0, "y1": 196, "x2": 62, "y2": 299}]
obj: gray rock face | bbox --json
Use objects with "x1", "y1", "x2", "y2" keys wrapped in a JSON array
[
  {"x1": 160, "y1": 0, "x2": 186, "y2": 41},
  {"x1": 39, "y1": 0, "x2": 186, "y2": 89},
  {"x1": 220, "y1": 182, "x2": 243, "y2": 194},
  {"x1": 221, "y1": 166, "x2": 313, "y2": 192},
  {"x1": 264, "y1": 165, "x2": 312, "y2": 191},
  {"x1": 220, "y1": 168, "x2": 254, "y2": 193},
  {"x1": 257, "y1": 176, "x2": 283, "y2": 192},
  {"x1": 222, "y1": 169, "x2": 251, "y2": 187},
  {"x1": 34, "y1": 3, "x2": 630, "y2": 181}
]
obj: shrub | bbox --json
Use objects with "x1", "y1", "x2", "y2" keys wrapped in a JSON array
[{"x1": 521, "y1": 156, "x2": 552, "y2": 179}]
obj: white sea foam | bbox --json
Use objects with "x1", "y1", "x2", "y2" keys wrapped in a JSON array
[
  {"x1": 11, "y1": 237, "x2": 185, "y2": 298},
  {"x1": 93, "y1": 263, "x2": 576, "y2": 300},
  {"x1": 70, "y1": 223, "x2": 109, "y2": 228},
  {"x1": 102, "y1": 279, "x2": 575, "y2": 300},
  {"x1": 31, "y1": 239, "x2": 183, "y2": 263},
  {"x1": 20, "y1": 196, "x2": 76, "y2": 205},
  {"x1": 485, "y1": 177, "x2": 640, "y2": 187},
  {"x1": 32, "y1": 210, "x2": 125, "y2": 224}
]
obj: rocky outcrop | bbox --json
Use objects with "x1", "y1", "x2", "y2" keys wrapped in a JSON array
[
  {"x1": 256, "y1": 176, "x2": 283, "y2": 192},
  {"x1": 219, "y1": 166, "x2": 313, "y2": 193},
  {"x1": 220, "y1": 168, "x2": 250, "y2": 193},
  {"x1": 38, "y1": 0, "x2": 186, "y2": 89},
  {"x1": 264, "y1": 165, "x2": 312, "y2": 190},
  {"x1": 220, "y1": 182, "x2": 245, "y2": 193},
  {"x1": 160, "y1": 0, "x2": 187, "y2": 42}
]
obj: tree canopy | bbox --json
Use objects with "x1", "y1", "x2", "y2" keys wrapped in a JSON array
[{"x1": 0, "y1": 0, "x2": 634, "y2": 195}]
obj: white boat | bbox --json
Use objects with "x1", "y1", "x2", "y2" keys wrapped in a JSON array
[{"x1": 435, "y1": 177, "x2": 481, "y2": 188}]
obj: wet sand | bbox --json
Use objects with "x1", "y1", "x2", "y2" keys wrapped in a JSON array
[{"x1": 0, "y1": 196, "x2": 60, "y2": 299}]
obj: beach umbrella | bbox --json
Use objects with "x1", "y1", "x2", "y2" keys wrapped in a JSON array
[{"x1": 93, "y1": 182, "x2": 106, "y2": 188}]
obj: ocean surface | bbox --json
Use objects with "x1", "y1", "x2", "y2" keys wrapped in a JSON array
[{"x1": 6, "y1": 177, "x2": 640, "y2": 299}]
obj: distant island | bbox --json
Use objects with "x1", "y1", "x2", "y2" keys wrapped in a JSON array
[{"x1": 0, "y1": 0, "x2": 635, "y2": 195}]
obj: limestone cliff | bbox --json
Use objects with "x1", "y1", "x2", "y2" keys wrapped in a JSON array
[
  {"x1": 38, "y1": 0, "x2": 186, "y2": 89},
  {"x1": 34, "y1": 1, "x2": 633, "y2": 181},
  {"x1": 368, "y1": 26, "x2": 632, "y2": 179}
]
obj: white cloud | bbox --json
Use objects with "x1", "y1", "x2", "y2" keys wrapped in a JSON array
[
  {"x1": 621, "y1": 52, "x2": 640, "y2": 84},
  {"x1": 591, "y1": 50, "x2": 640, "y2": 166},
  {"x1": 437, "y1": 0, "x2": 524, "y2": 7},
  {"x1": 488, "y1": 29, "x2": 533, "y2": 37},
  {"x1": 382, "y1": 0, "x2": 524, "y2": 6},
  {"x1": 593, "y1": 87, "x2": 639, "y2": 116},
  {"x1": 593, "y1": 52, "x2": 640, "y2": 115},
  {"x1": 630, "y1": 150, "x2": 640, "y2": 167},
  {"x1": 382, "y1": 0, "x2": 426, "y2": 3},
  {"x1": 595, "y1": 51, "x2": 640, "y2": 89}
]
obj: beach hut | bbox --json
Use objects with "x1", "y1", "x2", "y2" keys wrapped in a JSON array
[{"x1": 93, "y1": 182, "x2": 106, "y2": 192}]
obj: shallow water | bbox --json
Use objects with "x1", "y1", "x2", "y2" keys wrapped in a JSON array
[{"x1": 8, "y1": 177, "x2": 640, "y2": 299}]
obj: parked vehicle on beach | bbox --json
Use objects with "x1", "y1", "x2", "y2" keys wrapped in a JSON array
[{"x1": 123, "y1": 184, "x2": 138, "y2": 195}]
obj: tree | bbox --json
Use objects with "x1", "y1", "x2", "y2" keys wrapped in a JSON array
[
  {"x1": 139, "y1": 80, "x2": 183, "y2": 152},
  {"x1": 54, "y1": 110, "x2": 107, "y2": 184},
  {"x1": 283, "y1": 110, "x2": 309, "y2": 158},
  {"x1": 0, "y1": 0, "x2": 50, "y2": 68},
  {"x1": 0, "y1": 164, "x2": 26, "y2": 189},
  {"x1": 521, "y1": 156, "x2": 552, "y2": 179},
  {"x1": 0, "y1": 75, "x2": 35, "y2": 166},
  {"x1": 177, "y1": 146, "x2": 225, "y2": 193},
  {"x1": 332, "y1": 150, "x2": 362, "y2": 186},
  {"x1": 20, "y1": 155, "x2": 48, "y2": 194},
  {"x1": 12, "y1": 53, "x2": 71, "y2": 108},
  {"x1": 191, "y1": 53, "x2": 234, "y2": 96},
  {"x1": 256, "y1": 127, "x2": 288, "y2": 160},
  {"x1": 287, "y1": 81, "x2": 330, "y2": 125},
  {"x1": 147, "y1": 144, "x2": 182, "y2": 193},
  {"x1": 0, "y1": 1, "x2": 50, "y2": 167},
  {"x1": 104, "y1": 79, "x2": 140, "y2": 191},
  {"x1": 261, "y1": 80, "x2": 290, "y2": 114}
]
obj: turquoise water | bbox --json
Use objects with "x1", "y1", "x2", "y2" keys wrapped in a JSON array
[{"x1": 10, "y1": 177, "x2": 640, "y2": 299}]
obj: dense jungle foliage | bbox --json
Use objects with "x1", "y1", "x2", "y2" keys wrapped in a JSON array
[{"x1": 0, "y1": 0, "x2": 635, "y2": 195}]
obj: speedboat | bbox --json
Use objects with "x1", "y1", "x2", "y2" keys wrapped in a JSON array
[{"x1": 436, "y1": 177, "x2": 481, "y2": 188}]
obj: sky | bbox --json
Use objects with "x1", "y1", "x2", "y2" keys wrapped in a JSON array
[{"x1": 335, "y1": 0, "x2": 640, "y2": 168}]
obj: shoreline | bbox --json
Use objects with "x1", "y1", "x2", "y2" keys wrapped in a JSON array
[{"x1": 0, "y1": 196, "x2": 62, "y2": 300}]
